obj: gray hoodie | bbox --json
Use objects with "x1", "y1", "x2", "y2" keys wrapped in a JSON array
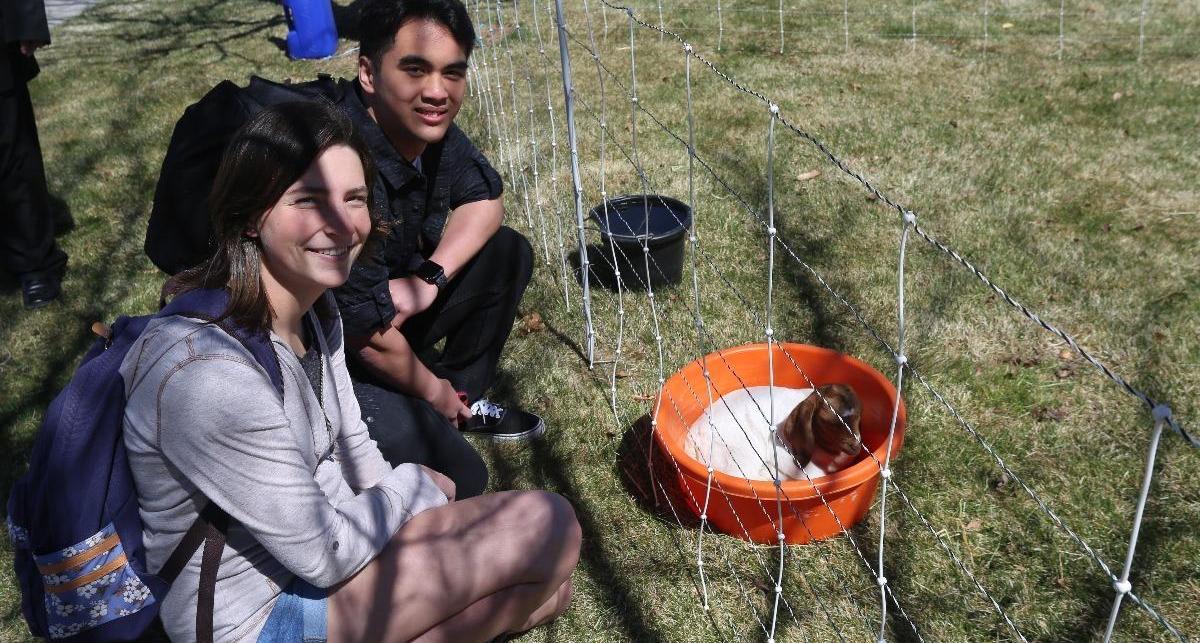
[{"x1": 121, "y1": 300, "x2": 447, "y2": 641}]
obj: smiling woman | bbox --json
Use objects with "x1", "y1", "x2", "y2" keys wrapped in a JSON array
[
  {"x1": 121, "y1": 101, "x2": 580, "y2": 642},
  {"x1": 249, "y1": 144, "x2": 373, "y2": 353},
  {"x1": 162, "y1": 101, "x2": 386, "y2": 336}
]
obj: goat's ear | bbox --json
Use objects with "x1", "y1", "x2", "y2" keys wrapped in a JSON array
[{"x1": 781, "y1": 391, "x2": 819, "y2": 462}]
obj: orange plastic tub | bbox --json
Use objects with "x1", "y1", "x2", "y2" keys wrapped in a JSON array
[{"x1": 653, "y1": 342, "x2": 905, "y2": 544}]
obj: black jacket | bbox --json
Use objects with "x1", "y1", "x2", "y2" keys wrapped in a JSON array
[{"x1": 0, "y1": 0, "x2": 50, "y2": 92}]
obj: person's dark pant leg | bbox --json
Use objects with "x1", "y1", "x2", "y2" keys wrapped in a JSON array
[
  {"x1": 401, "y1": 226, "x2": 534, "y2": 401},
  {"x1": 352, "y1": 378, "x2": 489, "y2": 499},
  {"x1": 0, "y1": 67, "x2": 67, "y2": 279}
]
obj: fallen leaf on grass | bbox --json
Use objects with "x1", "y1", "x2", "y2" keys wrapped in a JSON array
[
  {"x1": 1058, "y1": 348, "x2": 1074, "y2": 361},
  {"x1": 797, "y1": 169, "x2": 821, "y2": 181},
  {"x1": 1001, "y1": 22, "x2": 1014, "y2": 29},
  {"x1": 965, "y1": 518, "x2": 983, "y2": 532},
  {"x1": 633, "y1": 393, "x2": 656, "y2": 401},
  {"x1": 1033, "y1": 406, "x2": 1067, "y2": 422},
  {"x1": 520, "y1": 311, "x2": 545, "y2": 333},
  {"x1": 1003, "y1": 354, "x2": 1040, "y2": 367}
]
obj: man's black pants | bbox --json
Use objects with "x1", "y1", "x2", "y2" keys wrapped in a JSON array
[
  {"x1": 351, "y1": 226, "x2": 534, "y2": 499},
  {"x1": 1, "y1": 51, "x2": 67, "y2": 279}
]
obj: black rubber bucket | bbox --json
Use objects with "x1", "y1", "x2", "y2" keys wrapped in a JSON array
[{"x1": 588, "y1": 194, "x2": 692, "y2": 290}]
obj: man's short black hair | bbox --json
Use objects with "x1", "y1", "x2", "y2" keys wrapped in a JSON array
[{"x1": 359, "y1": 0, "x2": 477, "y2": 66}]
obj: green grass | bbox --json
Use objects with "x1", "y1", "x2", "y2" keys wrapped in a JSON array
[{"x1": 1, "y1": 0, "x2": 1197, "y2": 641}]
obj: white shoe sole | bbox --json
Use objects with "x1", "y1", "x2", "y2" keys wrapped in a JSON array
[{"x1": 471, "y1": 417, "x2": 546, "y2": 442}]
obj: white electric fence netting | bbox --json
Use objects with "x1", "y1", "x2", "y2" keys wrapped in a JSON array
[{"x1": 463, "y1": 0, "x2": 1195, "y2": 640}]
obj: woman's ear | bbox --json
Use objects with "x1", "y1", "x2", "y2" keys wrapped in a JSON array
[{"x1": 780, "y1": 391, "x2": 818, "y2": 464}]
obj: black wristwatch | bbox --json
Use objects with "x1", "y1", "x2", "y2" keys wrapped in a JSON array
[{"x1": 414, "y1": 259, "x2": 449, "y2": 289}]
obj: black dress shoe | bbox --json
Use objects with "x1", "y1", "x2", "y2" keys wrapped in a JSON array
[{"x1": 20, "y1": 272, "x2": 62, "y2": 310}]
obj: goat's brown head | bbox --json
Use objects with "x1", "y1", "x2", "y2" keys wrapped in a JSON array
[{"x1": 779, "y1": 384, "x2": 863, "y2": 471}]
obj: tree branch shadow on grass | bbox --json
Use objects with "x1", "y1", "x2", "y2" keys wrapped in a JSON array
[
  {"x1": 39, "y1": 0, "x2": 286, "y2": 69},
  {"x1": 0, "y1": 75, "x2": 161, "y2": 508}
]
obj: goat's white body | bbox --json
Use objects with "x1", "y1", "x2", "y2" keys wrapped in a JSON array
[{"x1": 683, "y1": 386, "x2": 830, "y2": 482}]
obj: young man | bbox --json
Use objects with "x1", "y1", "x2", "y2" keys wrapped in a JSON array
[
  {"x1": 331, "y1": 0, "x2": 543, "y2": 498},
  {"x1": 1, "y1": 0, "x2": 68, "y2": 309}
]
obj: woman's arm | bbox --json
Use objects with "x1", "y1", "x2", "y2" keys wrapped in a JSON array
[{"x1": 154, "y1": 346, "x2": 447, "y2": 588}]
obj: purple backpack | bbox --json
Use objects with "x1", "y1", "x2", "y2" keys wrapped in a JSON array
[{"x1": 6, "y1": 289, "x2": 283, "y2": 642}]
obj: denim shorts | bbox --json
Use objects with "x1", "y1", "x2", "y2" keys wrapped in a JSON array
[{"x1": 257, "y1": 577, "x2": 328, "y2": 642}]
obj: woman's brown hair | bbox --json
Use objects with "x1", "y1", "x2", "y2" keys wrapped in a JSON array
[{"x1": 163, "y1": 100, "x2": 384, "y2": 332}]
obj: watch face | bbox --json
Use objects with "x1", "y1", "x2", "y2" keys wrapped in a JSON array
[{"x1": 416, "y1": 260, "x2": 445, "y2": 285}]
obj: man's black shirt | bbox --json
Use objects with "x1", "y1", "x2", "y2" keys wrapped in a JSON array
[{"x1": 333, "y1": 79, "x2": 503, "y2": 338}]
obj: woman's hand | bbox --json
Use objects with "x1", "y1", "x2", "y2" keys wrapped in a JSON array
[{"x1": 418, "y1": 465, "x2": 456, "y2": 502}]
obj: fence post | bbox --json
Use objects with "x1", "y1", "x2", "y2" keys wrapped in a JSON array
[{"x1": 553, "y1": 0, "x2": 596, "y2": 367}]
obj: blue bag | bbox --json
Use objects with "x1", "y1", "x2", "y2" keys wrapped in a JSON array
[
  {"x1": 283, "y1": 0, "x2": 339, "y2": 59},
  {"x1": 6, "y1": 289, "x2": 283, "y2": 641}
]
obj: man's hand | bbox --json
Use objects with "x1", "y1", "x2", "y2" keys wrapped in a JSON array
[
  {"x1": 19, "y1": 41, "x2": 47, "y2": 56},
  {"x1": 430, "y1": 378, "x2": 472, "y2": 427},
  {"x1": 418, "y1": 465, "x2": 456, "y2": 502},
  {"x1": 388, "y1": 276, "x2": 439, "y2": 327}
]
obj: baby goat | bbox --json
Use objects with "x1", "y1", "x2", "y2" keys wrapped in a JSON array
[{"x1": 684, "y1": 384, "x2": 863, "y2": 482}]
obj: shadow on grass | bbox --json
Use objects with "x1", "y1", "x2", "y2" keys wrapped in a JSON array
[
  {"x1": 848, "y1": 516, "x2": 923, "y2": 643},
  {"x1": 0, "y1": 208, "x2": 150, "y2": 500},
  {"x1": 482, "y1": 359, "x2": 727, "y2": 641},
  {"x1": 614, "y1": 413, "x2": 701, "y2": 531},
  {"x1": 39, "y1": 0, "x2": 286, "y2": 69},
  {"x1": 713, "y1": 151, "x2": 853, "y2": 353},
  {"x1": 0, "y1": 73, "x2": 162, "y2": 507},
  {"x1": 1048, "y1": 287, "x2": 1193, "y2": 642},
  {"x1": 481, "y1": 425, "x2": 671, "y2": 641}
]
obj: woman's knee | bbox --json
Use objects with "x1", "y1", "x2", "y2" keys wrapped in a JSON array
[
  {"x1": 517, "y1": 579, "x2": 574, "y2": 633},
  {"x1": 551, "y1": 578, "x2": 573, "y2": 620},
  {"x1": 503, "y1": 491, "x2": 581, "y2": 573}
]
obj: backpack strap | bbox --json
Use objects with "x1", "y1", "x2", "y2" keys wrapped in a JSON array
[
  {"x1": 154, "y1": 502, "x2": 228, "y2": 643},
  {"x1": 195, "y1": 508, "x2": 230, "y2": 643},
  {"x1": 159, "y1": 288, "x2": 285, "y2": 391},
  {"x1": 157, "y1": 506, "x2": 215, "y2": 585}
]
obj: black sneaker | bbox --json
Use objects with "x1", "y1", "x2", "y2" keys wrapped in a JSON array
[
  {"x1": 463, "y1": 398, "x2": 546, "y2": 441},
  {"x1": 20, "y1": 271, "x2": 62, "y2": 310}
]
